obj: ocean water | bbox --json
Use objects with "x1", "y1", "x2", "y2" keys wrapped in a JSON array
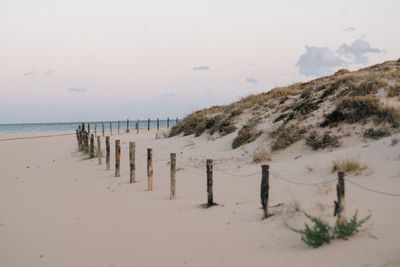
[{"x1": 0, "y1": 119, "x2": 179, "y2": 134}]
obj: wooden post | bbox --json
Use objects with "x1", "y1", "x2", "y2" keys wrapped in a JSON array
[
  {"x1": 176, "y1": 117, "x2": 178, "y2": 126},
  {"x1": 88, "y1": 123, "x2": 90, "y2": 136},
  {"x1": 94, "y1": 123, "x2": 97, "y2": 137},
  {"x1": 82, "y1": 122, "x2": 85, "y2": 132},
  {"x1": 167, "y1": 118, "x2": 170, "y2": 129},
  {"x1": 170, "y1": 153, "x2": 176, "y2": 199},
  {"x1": 84, "y1": 131, "x2": 89, "y2": 151},
  {"x1": 109, "y1": 122, "x2": 112, "y2": 135},
  {"x1": 137, "y1": 119, "x2": 140, "y2": 134},
  {"x1": 157, "y1": 118, "x2": 159, "y2": 130},
  {"x1": 148, "y1": 119, "x2": 150, "y2": 131},
  {"x1": 106, "y1": 136, "x2": 110, "y2": 170},
  {"x1": 206, "y1": 159, "x2": 214, "y2": 207},
  {"x1": 118, "y1": 121, "x2": 120, "y2": 134},
  {"x1": 334, "y1": 171, "x2": 345, "y2": 226},
  {"x1": 115, "y1": 140, "x2": 120, "y2": 177},
  {"x1": 129, "y1": 142, "x2": 136, "y2": 183},
  {"x1": 76, "y1": 129, "x2": 80, "y2": 149},
  {"x1": 97, "y1": 136, "x2": 102, "y2": 164},
  {"x1": 261, "y1": 164, "x2": 270, "y2": 218},
  {"x1": 147, "y1": 148, "x2": 153, "y2": 191},
  {"x1": 90, "y1": 134, "x2": 95, "y2": 158},
  {"x1": 126, "y1": 119, "x2": 130, "y2": 133},
  {"x1": 102, "y1": 122, "x2": 105, "y2": 137}
]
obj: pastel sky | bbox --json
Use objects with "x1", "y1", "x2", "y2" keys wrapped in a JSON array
[{"x1": 1, "y1": 0, "x2": 399, "y2": 123}]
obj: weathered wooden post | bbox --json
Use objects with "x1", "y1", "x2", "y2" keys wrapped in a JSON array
[
  {"x1": 176, "y1": 117, "x2": 178, "y2": 126},
  {"x1": 97, "y1": 136, "x2": 102, "y2": 164},
  {"x1": 110, "y1": 122, "x2": 112, "y2": 135},
  {"x1": 76, "y1": 129, "x2": 80, "y2": 149},
  {"x1": 167, "y1": 118, "x2": 170, "y2": 129},
  {"x1": 147, "y1": 148, "x2": 153, "y2": 191},
  {"x1": 157, "y1": 118, "x2": 159, "y2": 130},
  {"x1": 94, "y1": 123, "x2": 97, "y2": 137},
  {"x1": 261, "y1": 164, "x2": 270, "y2": 218},
  {"x1": 84, "y1": 131, "x2": 89, "y2": 151},
  {"x1": 148, "y1": 119, "x2": 150, "y2": 131},
  {"x1": 102, "y1": 122, "x2": 105, "y2": 137},
  {"x1": 126, "y1": 119, "x2": 130, "y2": 133},
  {"x1": 334, "y1": 171, "x2": 345, "y2": 226},
  {"x1": 129, "y1": 142, "x2": 136, "y2": 183},
  {"x1": 106, "y1": 136, "x2": 110, "y2": 170},
  {"x1": 137, "y1": 119, "x2": 140, "y2": 134},
  {"x1": 206, "y1": 159, "x2": 214, "y2": 207},
  {"x1": 82, "y1": 122, "x2": 86, "y2": 132},
  {"x1": 170, "y1": 153, "x2": 176, "y2": 199},
  {"x1": 118, "y1": 121, "x2": 120, "y2": 134},
  {"x1": 115, "y1": 140, "x2": 120, "y2": 177},
  {"x1": 88, "y1": 123, "x2": 90, "y2": 136},
  {"x1": 90, "y1": 134, "x2": 95, "y2": 158}
]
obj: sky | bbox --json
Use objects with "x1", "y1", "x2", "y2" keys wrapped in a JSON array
[{"x1": 0, "y1": 0, "x2": 399, "y2": 123}]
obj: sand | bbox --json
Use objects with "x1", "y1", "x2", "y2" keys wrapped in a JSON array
[{"x1": 1, "y1": 129, "x2": 400, "y2": 267}]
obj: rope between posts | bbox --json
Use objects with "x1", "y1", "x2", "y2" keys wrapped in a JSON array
[
  {"x1": 344, "y1": 178, "x2": 400, "y2": 197},
  {"x1": 270, "y1": 171, "x2": 337, "y2": 185},
  {"x1": 215, "y1": 169, "x2": 261, "y2": 177},
  {"x1": 0, "y1": 132, "x2": 74, "y2": 141}
]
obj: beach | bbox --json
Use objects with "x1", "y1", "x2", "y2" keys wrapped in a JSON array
[{"x1": 1, "y1": 129, "x2": 400, "y2": 267}]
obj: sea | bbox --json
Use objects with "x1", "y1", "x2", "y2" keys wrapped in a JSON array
[{"x1": 0, "y1": 119, "x2": 178, "y2": 134}]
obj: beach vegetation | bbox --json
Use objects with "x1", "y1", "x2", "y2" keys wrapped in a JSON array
[
  {"x1": 306, "y1": 131, "x2": 340, "y2": 150},
  {"x1": 332, "y1": 157, "x2": 367, "y2": 173},
  {"x1": 363, "y1": 128, "x2": 390, "y2": 139},
  {"x1": 232, "y1": 117, "x2": 263, "y2": 149},
  {"x1": 270, "y1": 124, "x2": 306, "y2": 151},
  {"x1": 252, "y1": 147, "x2": 271, "y2": 163}
]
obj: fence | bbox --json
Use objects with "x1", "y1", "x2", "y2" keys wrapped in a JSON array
[{"x1": 76, "y1": 123, "x2": 400, "y2": 224}]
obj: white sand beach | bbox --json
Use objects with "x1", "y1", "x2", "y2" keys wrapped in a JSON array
[{"x1": 1, "y1": 129, "x2": 399, "y2": 267}]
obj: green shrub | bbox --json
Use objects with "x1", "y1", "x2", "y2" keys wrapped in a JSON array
[
  {"x1": 270, "y1": 124, "x2": 306, "y2": 151},
  {"x1": 333, "y1": 211, "x2": 371, "y2": 240},
  {"x1": 306, "y1": 131, "x2": 340, "y2": 150},
  {"x1": 291, "y1": 213, "x2": 333, "y2": 248},
  {"x1": 232, "y1": 117, "x2": 262, "y2": 149}
]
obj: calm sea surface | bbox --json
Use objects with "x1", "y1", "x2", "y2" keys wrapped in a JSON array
[{"x1": 0, "y1": 120, "x2": 178, "y2": 134}]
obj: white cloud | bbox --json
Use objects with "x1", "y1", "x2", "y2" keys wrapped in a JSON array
[
  {"x1": 245, "y1": 77, "x2": 258, "y2": 85},
  {"x1": 68, "y1": 88, "x2": 87, "y2": 93},
  {"x1": 193, "y1": 66, "x2": 210, "y2": 71},
  {"x1": 337, "y1": 39, "x2": 382, "y2": 64}
]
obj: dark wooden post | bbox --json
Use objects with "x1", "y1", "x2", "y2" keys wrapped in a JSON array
[
  {"x1": 76, "y1": 129, "x2": 80, "y2": 149},
  {"x1": 109, "y1": 122, "x2": 112, "y2": 135},
  {"x1": 157, "y1": 118, "x2": 159, "y2": 130},
  {"x1": 90, "y1": 134, "x2": 95, "y2": 158},
  {"x1": 334, "y1": 171, "x2": 345, "y2": 226},
  {"x1": 115, "y1": 140, "x2": 120, "y2": 177},
  {"x1": 126, "y1": 119, "x2": 130, "y2": 133},
  {"x1": 82, "y1": 122, "x2": 85, "y2": 132},
  {"x1": 206, "y1": 159, "x2": 214, "y2": 207},
  {"x1": 88, "y1": 123, "x2": 90, "y2": 136},
  {"x1": 94, "y1": 123, "x2": 97, "y2": 137},
  {"x1": 176, "y1": 117, "x2": 178, "y2": 126},
  {"x1": 129, "y1": 142, "x2": 136, "y2": 183},
  {"x1": 170, "y1": 153, "x2": 176, "y2": 199},
  {"x1": 167, "y1": 118, "x2": 170, "y2": 129},
  {"x1": 147, "y1": 148, "x2": 153, "y2": 191},
  {"x1": 102, "y1": 122, "x2": 105, "y2": 137},
  {"x1": 106, "y1": 136, "x2": 110, "y2": 170},
  {"x1": 84, "y1": 131, "x2": 89, "y2": 151},
  {"x1": 97, "y1": 136, "x2": 102, "y2": 164},
  {"x1": 148, "y1": 119, "x2": 150, "y2": 131},
  {"x1": 137, "y1": 119, "x2": 140, "y2": 134},
  {"x1": 261, "y1": 164, "x2": 270, "y2": 218},
  {"x1": 118, "y1": 121, "x2": 120, "y2": 134}
]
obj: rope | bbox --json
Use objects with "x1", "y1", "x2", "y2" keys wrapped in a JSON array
[
  {"x1": 0, "y1": 132, "x2": 74, "y2": 141},
  {"x1": 344, "y1": 178, "x2": 400, "y2": 197},
  {"x1": 271, "y1": 171, "x2": 337, "y2": 185},
  {"x1": 215, "y1": 169, "x2": 261, "y2": 177}
]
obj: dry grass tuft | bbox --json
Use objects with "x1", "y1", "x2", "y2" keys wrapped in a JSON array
[
  {"x1": 388, "y1": 85, "x2": 400, "y2": 98},
  {"x1": 270, "y1": 124, "x2": 306, "y2": 151},
  {"x1": 252, "y1": 147, "x2": 272, "y2": 163},
  {"x1": 232, "y1": 117, "x2": 263, "y2": 149},
  {"x1": 332, "y1": 157, "x2": 367, "y2": 173},
  {"x1": 306, "y1": 131, "x2": 340, "y2": 150},
  {"x1": 363, "y1": 128, "x2": 390, "y2": 140}
]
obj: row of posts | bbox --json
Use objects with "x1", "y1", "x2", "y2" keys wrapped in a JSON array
[
  {"x1": 76, "y1": 124, "x2": 346, "y2": 224},
  {"x1": 79, "y1": 118, "x2": 179, "y2": 138}
]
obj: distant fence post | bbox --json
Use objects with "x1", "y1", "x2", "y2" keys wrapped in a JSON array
[
  {"x1": 82, "y1": 122, "x2": 85, "y2": 132},
  {"x1": 106, "y1": 136, "x2": 110, "y2": 170},
  {"x1": 126, "y1": 119, "x2": 130, "y2": 133},
  {"x1": 115, "y1": 140, "x2": 120, "y2": 177},
  {"x1": 76, "y1": 129, "x2": 80, "y2": 149},
  {"x1": 176, "y1": 117, "x2": 178, "y2": 126},
  {"x1": 88, "y1": 123, "x2": 90, "y2": 136},
  {"x1": 147, "y1": 119, "x2": 150, "y2": 131},
  {"x1": 147, "y1": 148, "x2": 153, "y2": 191},
  {"x1": 110, "y1": 122, "x2": 112, "y2": 135},
  {"x1": 97, "y1": 136, "x2": 102, "y2": 164},
  {"x1": 84, "y1": 131, "x2": 89, "y2": 151},
  {"x1": 157, "y1": 118, "x2": 159, "y2": 130},
  {"x1": 90, "y1": 134, "x2": 95, "y2": 158},
  {"x1": 129, "y1": 142, "x2": 136, "y2": 183},
  {"x1": 137, "y1": 119, "x2": 140, "y2": 134},
  {"x1": 170, "y1": 153, "x2": 176, "y2": 199},
  {"x1": 94, "y1": 123, "x2": 97, "y2": 137},
  {"x1": 206, "y1": 159, "x2": 214, "y2": 207},
  {"x1": 261, "y1": 164, "x2": 270, "y2": 218},
  {"x1": 118, "y1": 121, "x2": 120, "y2": 134},
  {"x1": 334, "y1": 171, "x2": 345, "y2": 226},
  {"x1": 102, "y1": 122, "x2": 105, "y2": 137},
  {"x1": 167, "y1": 118, "x2": 170, "y2": 129}
]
